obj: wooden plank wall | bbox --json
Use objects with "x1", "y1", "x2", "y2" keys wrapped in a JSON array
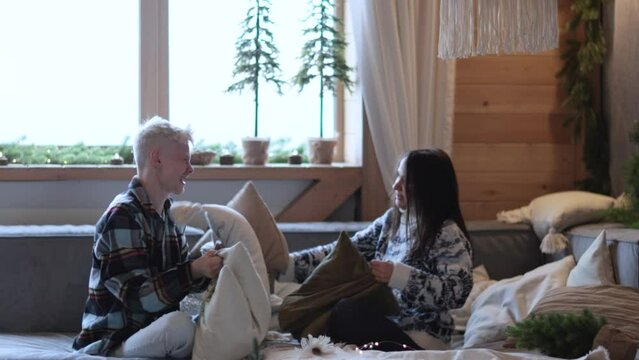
[{"x1": 452, "y1": 1, "x2": 582, "y2": 220}]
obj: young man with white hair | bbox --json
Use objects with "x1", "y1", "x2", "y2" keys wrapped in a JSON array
[{"x1": 73, "y1": 117, "x2": 223, "y2": 357}]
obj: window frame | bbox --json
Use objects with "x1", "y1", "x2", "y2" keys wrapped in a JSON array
[
  {"x1": 140, "y1": 0, "x2": 352, "y2": 162},
  {"x1": 0, "y1": 0, "x2": 361, "y2": 177}
]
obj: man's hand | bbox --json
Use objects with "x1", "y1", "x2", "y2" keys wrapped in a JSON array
[
  {"x1": 370, "y1": 260, "x2": 393, "y2": 284},
  {"x1": 190, "y1": 250, "x2": 223, "y2": 280}
]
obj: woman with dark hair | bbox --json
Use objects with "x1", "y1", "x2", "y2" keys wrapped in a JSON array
[{"x1": 287, "y1": 148, "x2": 472, "y2": 351}]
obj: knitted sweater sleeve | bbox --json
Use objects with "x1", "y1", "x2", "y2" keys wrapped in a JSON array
[{"x1": 397, "y1": 223, "x2": 473, "y2": 314}]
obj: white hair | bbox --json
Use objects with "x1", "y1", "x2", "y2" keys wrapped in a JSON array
[{"x1": 133, "y1": 116, "x2": 193, "y2": 170}]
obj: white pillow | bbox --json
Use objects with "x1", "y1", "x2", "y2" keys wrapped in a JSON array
[
  {"x1": 567, "y1": 230, "x2": 616, "y2": 287},
  {"x1": 192, "y1": 243, "x2": 270, "y2": 360},
  {"x1": 171, "y1": 202, "x2": 269, "y2": 293},
  {"x1": 450, "y1": 266, "x2": 497, "y2": 332},
  {"x1": 497, "y1": 191, "x2": 616, "y2": 254},
  {"x1": 463, "y1": 256, "x2": 576, "y2": 348}
]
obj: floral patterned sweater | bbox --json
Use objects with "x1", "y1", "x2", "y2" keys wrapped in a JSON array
[{"x1": 290, "y1": 208, "x2": 473, "y2": 342}]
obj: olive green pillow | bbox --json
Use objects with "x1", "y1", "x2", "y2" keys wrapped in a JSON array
[{"x1": 279, "y1": 231, "x2": 399, "y2": 339}]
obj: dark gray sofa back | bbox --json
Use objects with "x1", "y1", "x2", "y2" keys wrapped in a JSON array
[{"x1": 0, "y1": 221, "x2": 544, "y2": 333}]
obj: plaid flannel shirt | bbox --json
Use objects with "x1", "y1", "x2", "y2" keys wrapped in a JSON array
[{"x1": 73, "y1": 176, "x2": 207, "y2": 355}]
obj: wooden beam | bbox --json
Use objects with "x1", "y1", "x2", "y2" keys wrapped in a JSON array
[{"x1": 276, "y1": 170, "x2": 363, "y2": 222}]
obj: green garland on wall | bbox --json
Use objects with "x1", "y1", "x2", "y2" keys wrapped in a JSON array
[{"x1": 557, "y1": 0, "x2": 611, "y2": 194}]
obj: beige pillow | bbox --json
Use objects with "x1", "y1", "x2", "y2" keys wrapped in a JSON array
[
  {"x1": 530, "y1": 285, "x2": 639, "y2": 342},
  {"x1": 192, "y1": 243, "x2": 270, "y2": 360},
  {"x1": 227, "y1": 181, "x2": 289, "y2": 290},
  {"x1": 170, "y1": 202, "x2": 269, "y2": 292},
  {"x1": 450, "y1": 265, "x2": 497, "y2": 332},
  {"x1": 497, "y1": 191, "x2": 617, "y2": 254},
  {"x1": 567, "y1": 230, "x2": 616, "y2": 287}
]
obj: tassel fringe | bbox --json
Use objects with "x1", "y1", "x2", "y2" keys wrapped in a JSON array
[
  {"x1": 539, "y1": 228, "x2": 568, "y2": 254},
  {"x1": 438, "y1": 0, "x2": 558, "y2": 59}
]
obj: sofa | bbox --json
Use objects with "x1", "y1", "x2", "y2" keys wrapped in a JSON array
[{"x1": 0, "y1": 219, "x2": 637, "y2": 360}]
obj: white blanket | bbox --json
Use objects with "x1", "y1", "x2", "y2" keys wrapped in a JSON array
[
  {"x1": 262, "y1": 342, "x2": 611, "y2": 360},
  {"x1": 0, "y1": 332, "x2": 614, "y2": 360}
]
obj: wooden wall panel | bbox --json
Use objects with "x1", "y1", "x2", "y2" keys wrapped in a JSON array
[
  {"x1": 455, "y1": 84, "x2": 564, "y2": 114},
  {"x1": 453, "y1": 144, "x2": 574, "y2": 173},
  {"x1": 456, "y1": 56, "x2": 564, "y2": 85},
  {"x1": 452, "y1": 2, "x2": 579, "y2": 220},
  {"x1": 454, "y1": 113, "x2": 571, "y2": 143},
  {"x1": 457, "y1": 172, "x2": 574, "y2": 201}
]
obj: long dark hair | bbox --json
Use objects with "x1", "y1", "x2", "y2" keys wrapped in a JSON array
[{"x1": 391, "y1": 148, "x2": 468, "y2": 258}]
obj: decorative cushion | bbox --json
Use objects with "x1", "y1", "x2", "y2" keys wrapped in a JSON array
[
  {"x1": 191, "y1": 243, "x2": 270, "y2": 360},
  {"x1": 450, "y1": 265, "x2": 497, "y2": 332},
  {"x1": 530, "y1": 285, "x2": 639, "y2": 342},
  {"x1": 567, "y1": 230, "x2": 616, "y2": 287},
  {"x1": 463, "y1": 256, "x2": 576, "y2": 348},
  {"x1": 497, "y1": 191, "x2": 617, "y2": 254},
  {"x1": 170, "y1": 202, "x2": 269, "y2": 292},
  {"x1": 592, "y1": 324, "x2": 638, "y2": 360},
  {"x1": 279, "y1": 232, "x2": 398, "y2": 339},
  {"x1": 227, "y1": 181, "x2": 289, "y2": 290}
]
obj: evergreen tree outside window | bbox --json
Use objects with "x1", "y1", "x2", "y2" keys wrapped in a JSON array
[
  {"x1": 293, "y1": 0, "x2": 353, "y2": 139},
  {"x1": 226, "y1": 0, "x2": 285, "y2": 138}
]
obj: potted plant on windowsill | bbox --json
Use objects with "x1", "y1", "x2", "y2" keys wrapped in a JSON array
[
  {"x1": 190, "y1": 140, "x2": 216, "y2": 166},
  {"x1": 293, "y1": 0, "x2": 353, "y2": 165},
  {"x1": 227, "y1": 0, "x2": 285, "y2": 165}
]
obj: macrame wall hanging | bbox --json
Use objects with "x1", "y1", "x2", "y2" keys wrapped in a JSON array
[{"x1": 438, "y1": 0, "x2": 559, "y2": 59}]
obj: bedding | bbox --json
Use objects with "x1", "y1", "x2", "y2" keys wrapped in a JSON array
[
  {"x1": 463, "y1": 256, "x2": 576, "y2": 347},
  {"x1": 260, "y1": 337, "x2": 612, "y2": 359},
  {"x1": 0, "y1": 333, "x2": 612, "y2": 360},
  {"x1": 0, "y1": 334, "x2": 149, "y2": 360},
  {"x1": 192, "y1": 243, "x2": 270, "y2": 360}
]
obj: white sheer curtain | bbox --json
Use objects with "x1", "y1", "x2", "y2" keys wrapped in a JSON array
[{"x1": 350, "y1": 0, "x2": 455, "y2": 189}]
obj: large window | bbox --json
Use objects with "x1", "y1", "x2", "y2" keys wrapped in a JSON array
[
  {"x1": 0, "y1": 0, "x2": 348, "y2": 153},
  {"x1": 0, "y1": 0, "x2": 139, "y2": 146},
  {"x1": 169, "y1": 0, "x2": 334, "y2": 149}
]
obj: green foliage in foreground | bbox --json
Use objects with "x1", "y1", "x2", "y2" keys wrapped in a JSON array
[
  {"x1": 506, "y1": 309, "x2": 606, "y2": 359},
  {"x1": 0, "y1": 138, "x2": 308, "y2": 165}
]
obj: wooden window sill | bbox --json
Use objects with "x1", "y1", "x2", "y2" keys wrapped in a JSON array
[
  {"x1": 0, "y1": 164, "x2": 363, "y2": 221},
  {"x1": 0, "y1": 163, "x2": 362, "y2": 181}
]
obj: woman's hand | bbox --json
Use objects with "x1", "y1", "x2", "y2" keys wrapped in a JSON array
[
  {"x1": 190, "y1": 250, "x2": 223, "y2": 280},
  {"x1": 370, "y1": 260, "x2": 393, "y2": 284}
]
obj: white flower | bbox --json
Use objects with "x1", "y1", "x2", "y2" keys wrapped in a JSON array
[{"x1": 300, "y1": 334, "x2": 336, "y2": 357}]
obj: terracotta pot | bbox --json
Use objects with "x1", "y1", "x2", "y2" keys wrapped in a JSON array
[
  {"x1": 288, "y1": 154, "x2": 302, "y2": 165},
  {"x1": 219, "y1": 154, "x2": 235, "y2": 165},
  {"x1": 242, "y1": 137, "x2": 270, "y2": 165},
  {"x1": 190, "y1": 151, "x2": 216, "y2": 166},
  {"x1": 308, "y1": 138, "x2": 337, "y2": 165}
]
